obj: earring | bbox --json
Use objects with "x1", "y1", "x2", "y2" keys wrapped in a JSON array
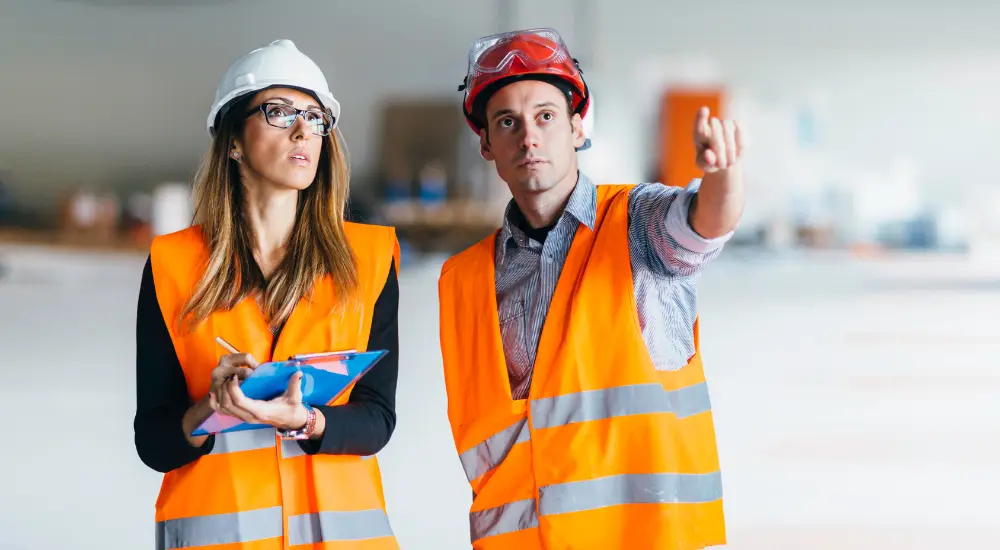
[{"x1": 231, "y1": 151, "x2": 241, "y2": 161}]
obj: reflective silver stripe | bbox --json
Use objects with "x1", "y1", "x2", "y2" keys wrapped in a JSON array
[
  {"x1": 664, "y1": 382, "x2": 713, "y2": 419},
  {"x1": 156, "y1": 506, "x2": 282, "y2": 549},
  {"x1": 210, "y1": 428, "x2": 276, "y2": 455},
  {"x1": 288, "y1": 509, "x2": 394, "y2": 544},
  {"x1": 530, "y1": 382, "x2": 712, "y2": 429},
  {"x1": 538, "y1": 471, "x2": 722, "y2": 516},
  {"x1": 280, "y1": 440, "x2": 375, "y2": 461},
  {"x1": 281, "y1": 439, "x2": 306, "y2": 459},
  {"x1": 459, "y1": 418, "x2": 531, "y2": 482},
  {"x1": 469, "y1": 498, "x2": 538, "y2": 543}
]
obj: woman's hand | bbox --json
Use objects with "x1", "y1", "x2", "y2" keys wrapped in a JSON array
[
  {"x1": 209, "y1": 356, "x2": 310, "y2": 431},
  {"x1": 180, "y1": 353, "x2": 259, "y2": 447},
  {"x1": 208, "y1": 352, "x2": 259, "y2": 402}
]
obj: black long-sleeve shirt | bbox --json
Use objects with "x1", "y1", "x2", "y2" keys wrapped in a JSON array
[{"x1": 133, "y1": 257, "x2": 399, "y2": 473}]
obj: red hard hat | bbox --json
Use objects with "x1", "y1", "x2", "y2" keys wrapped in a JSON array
[{"x1": 459, "y1": 28, "x2": 590, "y2": 133}]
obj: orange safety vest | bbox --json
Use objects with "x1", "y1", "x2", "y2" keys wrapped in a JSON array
[
  {"x1": 149, "y1": 223, "x2": 400, "y2": 550},
  {"x1": 438, "y1": 184, "x2": 726, "y2": 549}
]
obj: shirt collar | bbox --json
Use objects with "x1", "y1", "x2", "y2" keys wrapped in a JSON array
[
  {"x1": 565, "y1": 172, "x2": 597, "y2": 231},
  {"x1": 498, "y1": 171, "x2": 597, "y2": 264}
]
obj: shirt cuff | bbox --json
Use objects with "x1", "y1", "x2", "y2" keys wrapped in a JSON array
[{"x1": 665, "y1": 178, "x2": 734, "y2": 254}]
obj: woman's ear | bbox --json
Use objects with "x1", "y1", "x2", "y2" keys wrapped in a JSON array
[{"x1": 230, "y1": 142, "x2": 242, "y2": 162}]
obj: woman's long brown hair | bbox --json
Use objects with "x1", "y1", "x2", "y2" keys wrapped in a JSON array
[{"x1": 180, "y1": 93, "x2": 358, "y2": 332}]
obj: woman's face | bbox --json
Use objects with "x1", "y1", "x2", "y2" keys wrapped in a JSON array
[{"x1": 234, "y1": 87, "x2": 328, "y2": 192}]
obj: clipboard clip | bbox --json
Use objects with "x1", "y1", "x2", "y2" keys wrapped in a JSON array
[{"x1": 290, "y1": 349, "x2": 358, "y2": 361}]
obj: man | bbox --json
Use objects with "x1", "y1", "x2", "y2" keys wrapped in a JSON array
[{"x1": 438, "y1": 28, "x2": 743, "y2": 549}]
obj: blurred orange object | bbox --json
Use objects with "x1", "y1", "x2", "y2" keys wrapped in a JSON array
[{"x1": 659, "y1": 88, "x2": 724, "y2": 187}]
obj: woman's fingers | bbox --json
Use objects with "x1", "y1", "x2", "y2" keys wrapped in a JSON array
[
  {"x1": 213, "y1": 353, "x2": 258, "y2": 379},
  {"x1": 218, "y1": 378, "x2": 264, "y2": 424},
  {"x1": 210, "y1": 354, "x2": 258, "y2": 395},
  {"x1": 220, "y1": 353, "x2": 259, "y2": 369},
  {"x1": 212, "y1": 365, "x2": 250, "y2": 384},
  {"x1": 207, "y1": 353, "x2": 273, "y2": 425}
]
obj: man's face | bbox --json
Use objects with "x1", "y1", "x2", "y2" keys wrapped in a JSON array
[{"x1": 480, "y1": 80, "x2": 587, "y2": 196}]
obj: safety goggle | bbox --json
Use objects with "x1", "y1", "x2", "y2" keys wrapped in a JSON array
[{"x1": 465, "y1": 28, "x2": 577, "y2": 79}]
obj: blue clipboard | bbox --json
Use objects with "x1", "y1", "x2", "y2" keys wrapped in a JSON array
[{"x1": 193, "y1": 349, "x2": 387, "y2": 436}]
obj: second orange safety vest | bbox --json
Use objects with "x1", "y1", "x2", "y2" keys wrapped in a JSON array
[
  {"x1": 150, "y1": 223, "x2": 400, "y2": 550},
  {"x1": 439, "y1": 184, "x2": 726, "y2": 549}
]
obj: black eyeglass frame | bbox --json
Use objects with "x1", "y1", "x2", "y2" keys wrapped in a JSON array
[{"x1": 245, "y1": 102, "x2": 336, "y2": 137}]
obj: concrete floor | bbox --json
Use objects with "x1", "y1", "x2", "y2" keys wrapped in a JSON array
[{"x1": 1, "y1": 244, "x2": 998, "y2": 549}]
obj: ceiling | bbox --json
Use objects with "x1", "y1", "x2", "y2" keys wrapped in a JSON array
[{"x1": 47, "y1": 0, "x2": 240, "y2": 6}]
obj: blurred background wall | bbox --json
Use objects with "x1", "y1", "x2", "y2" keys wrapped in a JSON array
[{"x1": 2, "y1": 0, "x2": 999, "y2": 252}]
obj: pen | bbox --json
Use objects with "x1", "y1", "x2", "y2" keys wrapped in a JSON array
[
  {"x1": 215, "y1": 336, "x2": 240, "y2": 355},
  {"x1": 215, "y1": 337, "x2": 246, "y2": 384}
]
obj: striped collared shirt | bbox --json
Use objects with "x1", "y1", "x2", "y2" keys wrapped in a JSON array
[{"x1": 495, "y1": 173, "x2": 732, "y2": 400}]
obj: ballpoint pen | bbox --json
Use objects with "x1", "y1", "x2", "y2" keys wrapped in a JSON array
[{"x1": 215, "y1": 336, "x2": 240, "y2": 355}]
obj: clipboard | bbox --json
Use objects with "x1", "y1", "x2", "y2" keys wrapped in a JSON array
[{"x1": 192, "y1": 349, "x2": 388, "y2": 436}]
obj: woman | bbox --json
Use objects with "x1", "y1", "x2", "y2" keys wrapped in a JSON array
[{"x1": 133, "y1": 39, "x2": 401, "y2": 549}]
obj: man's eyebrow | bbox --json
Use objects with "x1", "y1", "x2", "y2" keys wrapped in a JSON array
[{"x1": 490, "y1": 108, "x2": 516, "y2": 121}]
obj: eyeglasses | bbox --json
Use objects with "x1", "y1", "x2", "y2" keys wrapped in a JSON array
[{"x1": 246, "y1": 102, "x2": 335, "y2": 136}]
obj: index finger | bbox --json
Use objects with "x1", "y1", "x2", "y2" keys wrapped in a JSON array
[
  {"x1": 212, "y1": 364, "x2": 254, "y2": 383},
  {"x1": 693, "y1": 106, "x2": 712, "y2": 142}
]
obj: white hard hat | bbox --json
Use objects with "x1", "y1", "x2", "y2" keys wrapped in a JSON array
[{"x1": 207, "y1": 39, "x2": 340, "y2": 137}]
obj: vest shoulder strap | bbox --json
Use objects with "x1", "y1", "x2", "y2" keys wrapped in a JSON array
[
  {"x1": 344, "y1": 221, "x2": 399, "y2": 272},
  {"x1": 440, "y1": 230, "x2": 496, "y2": 283},
  {"x1": 150, "y1": 225, "x2": 209, "y2": 283},
  {"x1": 148, "y1": 226, "x2": 209, "y2": 340}
]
